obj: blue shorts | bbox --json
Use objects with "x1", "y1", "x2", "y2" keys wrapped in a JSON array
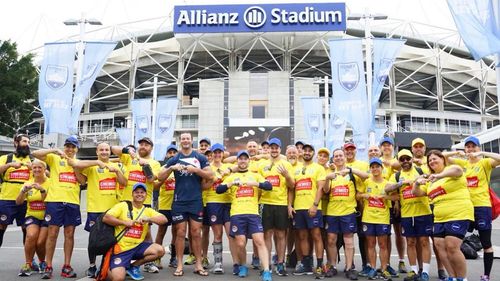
[
  {"x1": 469, "y1": 207, "x2": 492, "y2": 231},
  {"x1": 85, "y1": 212, "x2": 103, "y2": 232},
  {"x1": 24, "y1": 216, "x2": 48, "y2": 228},
  {"x1": 325, "y1": 213, "x2": 357, "y2": 234},
  {"x1": 171, "y1": 200, "x2": 203, "y2": 224},
  {"x1": 362, "y1": 223, "x2": 391, "y2": 236},
  {"x1": 45, "y1": 202, "x2": 82, "y2": 227},
  {"x1": 293, "y1": 209, "x2": 323, "y2": 230},
  {"x1": 158, "y1": 210, "x2": 172, "y2": 226},
  {"x1": 110, "y1": 242, "x2": 152, "y2": 270},
  {"x1": 206, "y1": 203, "x2": 231, "y2": 226},
  {"x1": 202, "y1": 206, "x2": 210, "y2": 226},
  {"x1": 401, "y1": 215, "x2": 433, "y2": 237},
  {"x1": 433, "y1": 220, "x2": 470, "y2": 239},
  {"x1": 0, "y1": 200, "x2": 27, "y2": 226},
  {"x1": 230, "y1": 214, "x2": 263, "y2": 238}
]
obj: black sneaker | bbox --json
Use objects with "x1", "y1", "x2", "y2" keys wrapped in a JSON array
[
  {"x1": 345, "y1": 269, "x2": 359, "y2": 280},
  {"x1": 86, "y1": 265, "x2": 97, "y2": 278}
]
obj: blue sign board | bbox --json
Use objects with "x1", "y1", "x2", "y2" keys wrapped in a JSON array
[{"x1": 174, "y1": 3, "x2": 346, "y2": 33}]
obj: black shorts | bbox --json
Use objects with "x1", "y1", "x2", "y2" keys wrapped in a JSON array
[{"x1": 261, "y1": 204, "x2": 289, "y2": 231}]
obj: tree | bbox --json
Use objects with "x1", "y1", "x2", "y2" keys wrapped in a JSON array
[{"x1": 0, "y1": 40, "x2": 38, "y2": 137}]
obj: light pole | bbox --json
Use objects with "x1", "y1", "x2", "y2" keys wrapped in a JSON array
[{"x1": 144, "y1": 76, "x2": 168, "y2": 154}]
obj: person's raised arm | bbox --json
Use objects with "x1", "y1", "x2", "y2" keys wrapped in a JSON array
[{"x1": 32, "y1": 148, "x2": 65, "y2": 162}]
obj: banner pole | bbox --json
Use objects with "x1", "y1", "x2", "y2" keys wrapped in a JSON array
[
  {"x1": 152, "y1": 75, "x2": 158, "y2": 156},
  {"x1": 497, "y1": 54, "x2": 500, "y2": 122},
  {"x1": 364, "y1": 16, "x2": 375, "y2": 145}
]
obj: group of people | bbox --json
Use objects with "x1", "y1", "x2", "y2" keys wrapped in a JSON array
[{"x1": 0, "y1": 132, "x2": 498, "y2": 281}]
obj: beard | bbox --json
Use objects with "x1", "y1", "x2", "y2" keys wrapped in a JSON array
[{"x1": 16, "y1": 145, "x2": 31, "y2": 158}]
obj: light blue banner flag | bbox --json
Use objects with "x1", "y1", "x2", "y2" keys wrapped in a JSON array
[
  {"x1": 353, "y1": 131, "x2": 369, "y2": 162},
  {"x1": 329, "y1": 39, "x2": 370, "y2": 135},
  {"x1": 372, "y1": 38, "x2": 406, "y2": 129},
  {"x1": 326, "y1": 98, "x2": 347, "y2": 151},
  {"x1": 131, "y1": 99, "x2": 152, "y2": 144},
  {"x1": 70, "y1": 41, "x2": 117, "y2": 133},
  {"x1": 154, "y1": 97, "x2": 179, "y2": 161},
  {"x1": 38, "y1": 42, "x2": 77, "y2": 135},
  {"x1": 116, "y1": 128, "x2": 132, "y2": 146},
  {"x1": 301, "y1": 97, "x2": 325, "y2": 149},
  {"x1": 448, "y1": 0, "x2": 500, "y2": 60}
]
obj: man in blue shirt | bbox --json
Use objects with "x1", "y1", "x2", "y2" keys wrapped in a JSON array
[{"x1": 158, "y1": 132, "x2": 213, "y2": 276}]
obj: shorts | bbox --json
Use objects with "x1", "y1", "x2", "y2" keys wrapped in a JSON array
[
  {"x1": 362, "y1": 223, "x2": 391, "y2": 236},
  {"x1": 261, "y1": 204, "x2": 289, "y2": 231},
  {"x1": 24, "y1": 216, "x2": 48, "y2": 228},
  {"x1": 202, "y1": 207, "x2": 210, "y2": 226},
  {"x1": 390, "y1": 206, "x2": 401, "y2": 224},
  {"x1": 171, "y1": 200, "x2": 203, "y2": 225},
  {"x1": 206, "y1": 203, "x2": 231, "y2": 226},
  {"x1": 229, "y1": 214, "x2": 263, "y2": 238},
  {"x1": 110, "y1": 242, "x2": 152, "y2": 269},
  {"x1": 469, "y1": 207, "x2": 492, "y2": 231},
  {"x1": 433, "y1": 220, "x2": 470, "y2": 239},
  {"x1": 325, "y1": 213, "x2": 357, "y2": 234},
  {"x1": 293, "y1": 209, "x2": 323, "y2": 230},
  {"x1": 401, "y1": 215, "x2": 433, "y2": 237},
  {"x1": 158, "y1": 210, "x2": 173, "y2": 226},
  {"x1": 0, "y1": 200, "x2": 27, "y2": 226},
  {"x1": 85, "y1": 212, "x2": 104, "y2": 232},
  {"x1": 45, "y1": 202, "x2": 82, "y2": 227}
]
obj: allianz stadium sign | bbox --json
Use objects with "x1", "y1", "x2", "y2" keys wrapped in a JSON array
[{"x1": 173, "y1": 3, "x2": 346, "y2": 33}]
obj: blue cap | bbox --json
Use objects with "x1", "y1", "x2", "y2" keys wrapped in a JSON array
[
  {"x1": 211, "y1": 143, "x2": 224, "y2": 152},
  {"x1": 64, "y1": 135, "x2": 80, "y2": 148},
  {"x1": 369, "y1": 157, "x2": 383, "y2": 167},
  {"x1": 199, "y1": 137, "x2": 211, "y2": 145},
  {"x1": 132, "y1": 182, "x2": 147, "y2": 192},
  {"x1": 166, "y1": 144, "x2": 178, "y2": 152},
  {"x1": 268, "y1": 138, "x2": 282, "y2": 147},
  {"x1": 464, "y1": 136, "x2": 480, "y2": 146},
  {"x1": 379, "y1": 136, "x2": 394, "y2": 146},
  {"x1": 237, "y1": 150, "x2": 250, "y2": 158}
]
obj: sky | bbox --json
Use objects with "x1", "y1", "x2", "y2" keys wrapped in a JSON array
[{"x1": 0, "y1": 0, "x2": 457, "y2": 55}]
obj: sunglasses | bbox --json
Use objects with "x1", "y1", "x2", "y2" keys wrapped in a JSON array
[{"x1": 399, "y1": 157, "x2": 412, "y2": 162}]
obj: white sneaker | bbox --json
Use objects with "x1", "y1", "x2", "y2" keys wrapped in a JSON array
[
  {"x1": 143, "y1": 262, "x2": 160, "y2": 273},
  {"x1": 212, "y1": 262, "x2": 224, "y2": 274}
]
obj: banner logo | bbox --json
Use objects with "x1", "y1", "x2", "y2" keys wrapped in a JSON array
[
  {"x1": 137, "y1": 115, "x2": 149, "y2": 133},
  {"x1": 79, "y1": 63, "x2": 98, "y2": 85},
  {"x1": 338, "y1": 62, "x2": 359, "y2": 91},
  {"x1": 45, "y1": 65, "x2": 68, "y2": 90},
  {"x1": 377, "y1": 58, "x2": 392, "y2": 82},
  {"x1": 244, "y1": 6, "x2": 267, "y2": 28},
  {"x1": 158, "y1": 114, "x2": 173, "y2": 134},
  {"x1": 307, "y1": 114, "x2": 321, "y2": 132}
]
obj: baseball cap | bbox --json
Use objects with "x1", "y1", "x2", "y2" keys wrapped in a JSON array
[
  {"x1": 64, "y1": 135, "x2": 80, "y2": 148},
  {"x1": 380, "y1": 136, "x2": 394, "y2": 146},
  {"x1": 295, "y1": 140, "x2": 305, "y2": 146},
  {"x1": 268, "y1": 138, "x2": 282, "y2": 147},
  {"x1": 318, "y1": 147, "x2": 330, "y2": 156},
  {"x1": 411, "y1": 138, "x2": 426, "y2": 147},
  {"x1": 166, "y1": 144, "x2": 178, "y2": 152},
  {"x1": 132, "y1": 182, "x2": 147, "y2": 192},
  {"x1": 204, "y1": 148, "x2": 213, "y2": 155},
  {"x1": 211, "y1": 143, "x2": 224, "y2": 152},
  {"x1": 138, "y1": 137, "x2": 154, "y2": 146},
  {"x1": 397, "y1": 149, "x2": 413, "y2": 160},
  {"x1": 369, "y1": 157, "x2": 383, "y2": 167},
  {"x1": 237, "y1": 150, "x2": 250, "y2": 158},
  {"x1": 261, "y1": 140, "x2": 269, "y2": 146},
  {"x1": 464, "y1": 136, "x2": 480, "y2": 146},
  {"x1": 199, "y1": 137, "x2": 211, "y2": 145},
  {"x1": 343, "y1": 142, "x2": 356, "y2": 150},
  {"x1": 302, "y1": 143, "x2": 315, "y2": 151}
]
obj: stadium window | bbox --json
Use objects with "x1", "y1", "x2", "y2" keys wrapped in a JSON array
[{"x1": 252, "y1": 105, "x2": 266, "y2": 119}]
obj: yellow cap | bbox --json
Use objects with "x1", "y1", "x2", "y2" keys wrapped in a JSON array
[
  {"x1": 397, "y1": 149, "x2": 413, "y2": 159},
  {"x1": 318, "y1": 147, "x2": 330, "y2": 156},
  {"x1": 412, "y1": 138, "x2": 426, "y2": 147}
]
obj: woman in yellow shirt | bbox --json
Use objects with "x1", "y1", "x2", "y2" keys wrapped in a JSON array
[
  {"x1": 16, "y1": 160, "x2": 49, "y2": 276},
  {"x1": 412, "y1": 150, "x2": 473, "y2": 281}
]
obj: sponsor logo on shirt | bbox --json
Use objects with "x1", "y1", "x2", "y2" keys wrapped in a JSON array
[
  {"x1": 402, "y1": 186, "x2": 416, "y2": 199},
  {"x1": 129, "y1": 170, "x2": 146, "y2": 183},
  {"x1": 99, "y1": 178, "x2": 117, "y2": 190},
  {"x1": 368, "y1": 197, "x2": 385, "y2": 208},
  {"x1": 29, "y1": 201, "x2": 46, "y2": 211},
  {"x1": 9, "y1": 169, "x2": 30, "y2": 180},
  {"x1": 296, "y1": 178, "x2": 312, "y2": 191},
  {"x1": 125, "y1": 224, "x2": 144, "y2": 239},
  {"x1": 332, "y1": 185, "x2": 349, "y2": 197},
  {"x1": 164, "y1": 178, "x2": 175, "y2": 191},
  {"x1": 428, "y1": 186, "x2": 447, "y2": 200},
  {"x1": 236, "y1": 186, "x2": 254, "y2": 198},
  {"x1": 180, "y1": 157, "x2": 201, "y2": 169},
  {"x1": 211, "y1": 178, "x2": 222, "y2": 191},
  {"x1": 59, "y1": 172, "x2": 77, "y2": 183},
  {"x1": 266, "y1": 175, "x2": 281, "y2": 187},
  {"x1": 466, "y1": 176, "x2": 479, "y2": 188}
]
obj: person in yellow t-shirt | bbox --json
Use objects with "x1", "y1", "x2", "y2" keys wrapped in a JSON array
[
  {"x1": 385, "y1": 149, "x2": 432, "y2": 280},
  {"x1": 31, "y1": 135, "x2": 82, "y2": 279},
  {"x1": 411, "y1": 138, "x2": 430, "y2": 174},
  {"x1": 215, "y1": 150, "x2": 273, "y2": 280},
  {"x1": 72, "y1": 142, "x2": 127, "y2": 277},
  {"x1": 284, "y1": 145, "x2": 302, "y2": 270},
  {"x1": 15, "y1": 160, "x2": 49, "y2": 276},
  {"x1": 444, "y1": 135, "x2": 500, "y2": 281},
  {"x1": 412, "y1": 150, "x2": 473, "y2": 281},
  {"x1": 104, "y1": 182, "x2": 167, "y2": 281},
  {"x1": 295, "y1": 140, "x2": 305, "y2": 163},
  {"x1": 356, "y1": 158, "x2": 398, "y2": 281}
]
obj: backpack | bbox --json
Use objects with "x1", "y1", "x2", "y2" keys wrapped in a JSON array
[{"x1": 395, "y1": 166, "x2": 424, "y2": 183}]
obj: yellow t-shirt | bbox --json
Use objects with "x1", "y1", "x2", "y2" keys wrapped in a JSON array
[
  {"x1": 346, "y1": 159, "x2": 369, "y2": 173},
  {"x1": 120, "y1": 154, "x2": 161, "y2": 205},
  {"x1": 82, "y1": 162, "x2": 123, "y2": 213},
  {"x1": 44, "y1": 154, "x2": 80, "y2": 205},
  {"x1": 206, "y1": 163, "x2": 232, "y2": 203},
  {"x1": 382, "y1": 157, "x2": 397, "y2": 180},
  {"x1": 421, "y1": 166, "x2": 474, "y2": 223},
  {"x1": 360, "y1": 177, "x2": 390, "y2": 224},
  {"x1": 414, "y1": 156, "x2": 430, "y2": 174},
  {"x1": 259, "y1": 159, "x2": 293, "y2": 206},
  {"x1": 108, "y1": 202, "x2": 161, "y2": 253},
  {"x1": 249, "y1": 159, "x2": 265, "y2": 174},
  {"x1": 454, "y1": 158, "x2": 492, "y2": 207},
  {"x1": 0, "y1": 154, "x2": 33, "y2": 200},
  {"x1": 158, "y1": 174, "x2": 175, "y2": 211},
  {"x1": 326, "y1": 173, "x2": 358, "y2": 216},
  {"x1": 293, "y1": 162, "x2": 326, "y2": 211},
  {"x1": 389, "y1": 168, "x2": 431, "y2": 218},
  {"x1": 223, "y1": 172, "x2": 266, "y2": 216},
  {"x1": 23, "y1": 179, "x2": 51, "y2": 220}
]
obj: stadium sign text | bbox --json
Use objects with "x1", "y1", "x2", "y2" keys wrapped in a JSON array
[{"x1": 174, "y1": 3, "x2": 346, "y2": 33}]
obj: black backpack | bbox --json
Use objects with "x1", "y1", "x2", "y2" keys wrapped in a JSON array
[
  {"x1": 88, "y1": 201, "x2": 137, "y2": 256},
  {"x1": 395, "y1": 166, "x2": 424, "y2": 183}
]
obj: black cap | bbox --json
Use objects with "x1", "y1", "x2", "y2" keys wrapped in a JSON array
[{"x1": 138, "y1": 137, "x2": 154, "y2": 146}]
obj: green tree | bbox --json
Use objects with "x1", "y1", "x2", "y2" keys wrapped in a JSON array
[{"x1": 0, "y1": 40, "x2": 38, "y2": 137}]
